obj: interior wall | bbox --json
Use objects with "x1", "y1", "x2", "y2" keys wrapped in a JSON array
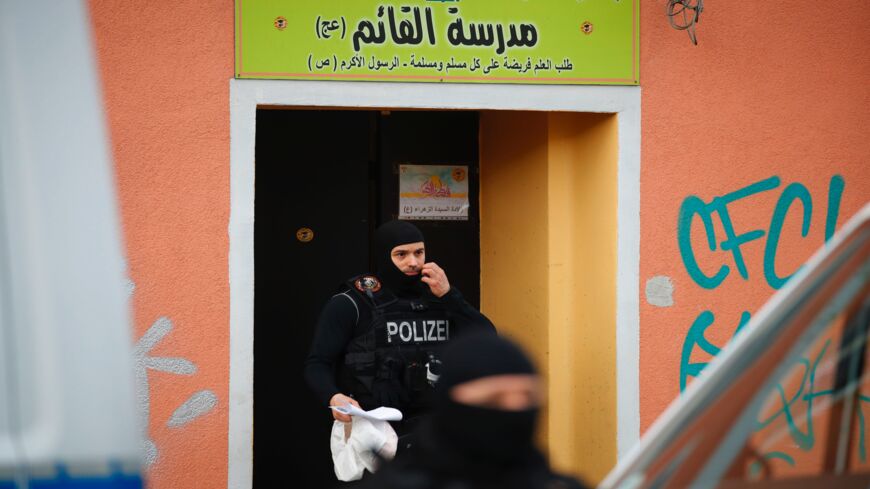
[
  {"x1": 479, "y1": 109, "x2": 551, "y2": 437},
  {"x1": 480, "y1": 111, "x2": 619, "y2": 483},
  {"x1": 547, "y1": 112, "x2": 618, "y2": 482}
]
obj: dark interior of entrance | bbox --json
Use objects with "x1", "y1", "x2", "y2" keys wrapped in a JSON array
[{"x1": 253, "y1": 108, "x2": 480, "y2": 488}]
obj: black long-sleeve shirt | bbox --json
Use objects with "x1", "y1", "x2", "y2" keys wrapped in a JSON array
[{"x1": 303, "y1": 285, "x2": 495, "y2": 406}]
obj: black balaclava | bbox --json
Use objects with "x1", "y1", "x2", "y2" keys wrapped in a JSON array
[
  {"x1": 375, "y1": 220, "x2": 425, "y2": 295},
  {"x1": 431, "y1": 333, "x2": 539, "y2": 467}
]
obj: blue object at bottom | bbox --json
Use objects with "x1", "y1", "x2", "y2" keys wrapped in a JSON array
[
  {"x1": 29, "y1": 474, "x2": 142, "y2": 489},
  {"x1": 0, "y1": 463, "x2": 143, "y2": 489}
]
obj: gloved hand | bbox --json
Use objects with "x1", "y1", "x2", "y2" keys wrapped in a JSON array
[{"x1": 371, "y1": 357, "x2": 406, "y2": 408}]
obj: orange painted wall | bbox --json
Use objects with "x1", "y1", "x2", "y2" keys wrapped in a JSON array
[
  {"x1": 85, "y1": 0, "x2": 870, "y2": 487},
  {"x1": 88, "y1": 1, "x2": 233, "y2": 488},
  {"x1": 639, "y1": 0, "x2": 870, "y2": 433}
]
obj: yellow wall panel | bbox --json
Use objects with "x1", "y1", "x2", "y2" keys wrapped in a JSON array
[
  {"x1": 479, "y1": 110, "x2": 551, "y2": 440},
  {"x1": 547, "y1": 112, "x2": 618, "y2": 482},
  {"x1": 480, "y1": 110, "x2": 618, "y2": 483}
]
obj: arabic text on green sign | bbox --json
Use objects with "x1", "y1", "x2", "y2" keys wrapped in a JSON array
[{"x1": 235, "y1": 1, "x2": 638, "y2": 85}]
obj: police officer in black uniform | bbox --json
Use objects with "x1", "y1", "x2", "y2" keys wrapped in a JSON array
[{"x1": 304, "y1": 220, "x2": 496, "y2": 442}]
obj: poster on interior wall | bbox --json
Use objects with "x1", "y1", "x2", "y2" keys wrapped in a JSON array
[
  {"x1": 234, "y1": 0, "x2": 638, "y2": 85},
  {"x1": 399, "y1": 165, "x2": 469, "y2": 221}
]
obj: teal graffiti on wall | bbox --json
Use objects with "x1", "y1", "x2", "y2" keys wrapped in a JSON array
[
  {"x1": 678, "y1": 174, "x2": 845, "y2": 391},
  {"x1": 748, "y1": 339, "x2": 870, "y2": 470},
  {"x1": 677, "y1": 175, "x2": 845, "y2": 293},
  {"x1": 679, "y1": 310, "x2": 751, "y2": 392},
  {"x1": 675, "y1": 173, "x2": 864, "y2": 471}
]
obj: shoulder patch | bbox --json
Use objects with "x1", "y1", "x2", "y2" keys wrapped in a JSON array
[{"x1": 354, "y1": 275, "x2": 381, "y2": 293}]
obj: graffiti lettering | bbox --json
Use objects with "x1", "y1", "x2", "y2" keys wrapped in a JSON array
[
  {"x1": 678, "y1": 175, "x2": 845, "y2": 291},
  {"x1": 679, "y1": 310, "x2": 750, "y2": 392},
  {"x1": 749, "y1": 339, "x2": 870, "y2": 470},
  {"x1": 678, "y1": 177, "x2": 778, "y2": 289},
  {"x1": 678, "y1": 174, "x2": 845, "y2": 391},
  {"x1": 755, "y1": 340, "x2": 831, "y2": 450},
  {"x1": 675, "y1": 173, "x2": 860, "y2": 473}
]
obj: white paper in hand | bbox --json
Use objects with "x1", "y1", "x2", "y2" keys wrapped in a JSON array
[{"x1": 330, "y1": 404, "x2": 403, "y2": 421}]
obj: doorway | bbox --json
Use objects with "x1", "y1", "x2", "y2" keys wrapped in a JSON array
[
  {"x1": 253, "y1": 108, "x2": 481, "y2": 488},
  {"x1": 230, "y1": 78, "x2": 641, "y2": 489}
]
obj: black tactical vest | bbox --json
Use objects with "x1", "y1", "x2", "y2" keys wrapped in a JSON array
[{"x1": 338, "y1": 275, "x2": 453, "y2": 413}]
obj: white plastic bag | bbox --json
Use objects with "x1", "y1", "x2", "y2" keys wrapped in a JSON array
[{"x1": 330, "y1": 416, "x2": 398, "y2": 481}]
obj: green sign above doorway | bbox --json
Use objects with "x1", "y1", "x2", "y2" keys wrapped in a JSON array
[{"x1": 235, "y1": 1, "x2": 639, "y2": 85}]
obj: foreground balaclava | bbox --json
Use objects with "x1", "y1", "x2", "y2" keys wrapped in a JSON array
[
  {"x1": 432, "y1": 333, "x2": 539, "y2": 466},
  {"x1": 375, "y1": 220, "x2": 425, "y2": 294}
]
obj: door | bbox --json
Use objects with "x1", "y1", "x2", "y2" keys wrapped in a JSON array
[{"x1": 254, "y1": 109, "x2": 373, "y2": 487}]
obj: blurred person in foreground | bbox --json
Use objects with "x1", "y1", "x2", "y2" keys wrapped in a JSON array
[{"x1": 351, "y1": 333, "x2": 589, "y2": 489}]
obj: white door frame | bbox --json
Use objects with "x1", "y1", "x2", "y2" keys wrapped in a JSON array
[{"x1": 228, "y1": 79, "x2": 641, "y2": 489}]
